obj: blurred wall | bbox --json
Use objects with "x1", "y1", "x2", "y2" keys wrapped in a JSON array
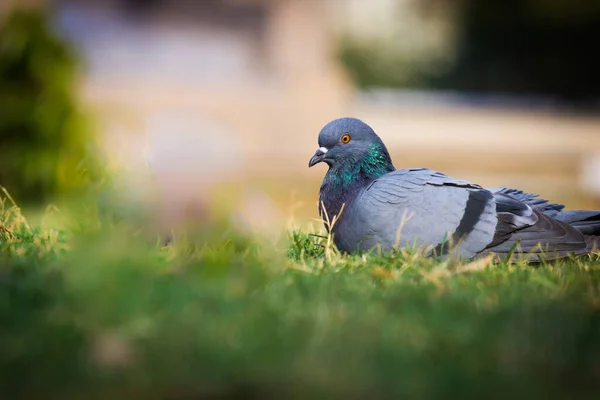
[
  {"x1": 48, "y1": 0, "x2": 353, "y2": 230},
  {"x1": 4, "y1": 0, "x2": 600, "y2": 231}
]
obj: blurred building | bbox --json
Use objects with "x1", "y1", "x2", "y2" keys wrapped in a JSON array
[
  {"x1": 51, "y1": 0, "x2": 351, "y2": 173},
  {"x1": 46, "y1": 0, "x2": 354, "y2": 229},
  {"x1": 3, "y1": 0, "x2": 600, "y2": 228}
]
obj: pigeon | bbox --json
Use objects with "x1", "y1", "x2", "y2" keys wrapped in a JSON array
[{"x1": 308, "y1": 117, "x2": 600, "y2": 261}]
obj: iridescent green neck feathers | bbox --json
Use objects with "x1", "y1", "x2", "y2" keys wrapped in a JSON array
[{"x1": 326, "y1": 143, "x2": 395, "y2": 188}]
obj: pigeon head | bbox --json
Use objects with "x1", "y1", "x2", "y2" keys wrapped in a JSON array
[{"x1": 309, "y1": 118, "x2": 394, "y2": 180}]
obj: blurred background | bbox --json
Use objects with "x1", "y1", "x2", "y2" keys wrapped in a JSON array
[{"x1": 2, "y1": 0, "x2": 600, "y2": 234}]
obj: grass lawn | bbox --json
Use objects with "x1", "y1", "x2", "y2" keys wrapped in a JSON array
[{"x1": 1, "y1": 188, "x2": 600, "y2": 400}]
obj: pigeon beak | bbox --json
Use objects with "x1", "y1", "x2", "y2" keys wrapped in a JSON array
[{"x1": 309, "y1": 147, "x2": 328, "y2": 167}]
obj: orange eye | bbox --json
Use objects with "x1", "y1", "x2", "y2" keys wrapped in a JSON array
[{"x1": 340, "y1": 134, "x2": 351, "y2": 144}]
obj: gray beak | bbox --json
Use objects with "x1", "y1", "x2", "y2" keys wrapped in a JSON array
[{"x1": 309, "y1": 147, "x2": 328, "y2": 167}]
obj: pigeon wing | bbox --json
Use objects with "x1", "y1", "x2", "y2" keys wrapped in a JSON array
[
  {"x1": 351, "y1": 168, "x2": 497, "y2": 258},
  {"x1": 488, "y1": 187, "x2": 600, "y2": 236},
  {"x1": 478, "y1": 192, "x2": 590, "y2": 261},
  {"x1": 486, "y1": 187, "x2": 565, "y2": 217}
]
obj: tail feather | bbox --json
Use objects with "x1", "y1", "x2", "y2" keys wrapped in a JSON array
[
  {"x1": 554, "y1": 210, "x2": 600, "y2": 236},
  {"x1": 487, "y1": 187, "x2": 600, "y2": 259}
]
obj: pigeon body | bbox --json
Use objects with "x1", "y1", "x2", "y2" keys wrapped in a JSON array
[{"x1": 309, "y1": 117, "x2": 600, "y2": 261}]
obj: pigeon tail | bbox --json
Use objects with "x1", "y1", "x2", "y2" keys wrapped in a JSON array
[{"x1": 554, "y1": 210, "x2": 600, "y2": 236}]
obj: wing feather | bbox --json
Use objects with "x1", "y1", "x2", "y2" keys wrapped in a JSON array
[{"x1": 353, "y1": 169, "x2": 497, "y2": 258}]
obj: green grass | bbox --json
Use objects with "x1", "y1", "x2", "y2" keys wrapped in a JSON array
[{"x1": 2, "y1": 189, "x2": 600, "y2": 400}]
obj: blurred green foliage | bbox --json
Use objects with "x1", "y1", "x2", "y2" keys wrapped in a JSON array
[
  {"x1": 0, "y1": 8, "x2": 104, "y2": 205},
  {"x1": 339, "y1": 0, "x2": 600, "y2": 102},
  {"x1": 338, "y1": 37, "x2": 429, "y2": 90}
]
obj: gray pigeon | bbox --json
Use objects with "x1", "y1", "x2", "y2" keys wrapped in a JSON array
[{"x1": 309, "y1": 117, "x2": 600, "y2": 261}]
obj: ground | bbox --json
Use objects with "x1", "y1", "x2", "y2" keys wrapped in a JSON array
[{"x1": 1, "y1": 187, "x2": 600, "y2": 399}]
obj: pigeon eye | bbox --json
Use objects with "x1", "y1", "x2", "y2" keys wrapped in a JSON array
[{"x1": 340, "y1": 134, "x2": 351, "y2": 144}]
